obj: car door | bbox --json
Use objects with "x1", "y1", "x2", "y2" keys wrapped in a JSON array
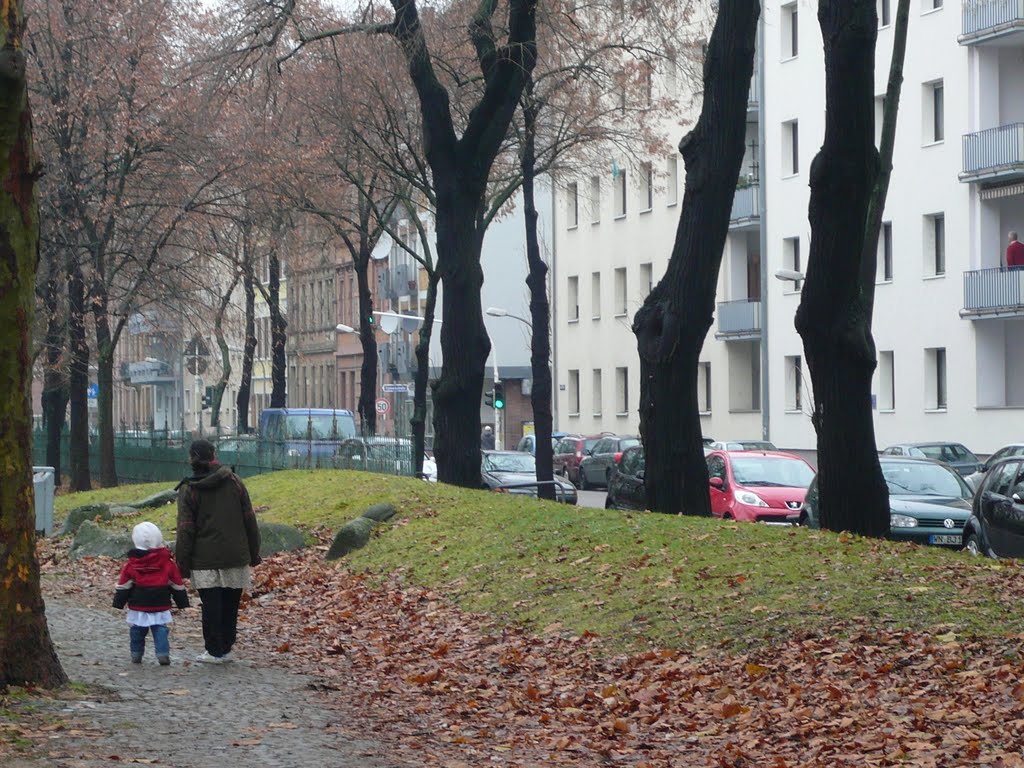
[
  {"x1": 706, "y1": 454, "x2": 730, "y2": 517},
  {"x1": 582, "y1": 439, "x2": 608, "y2": 484},
  {"x1": 979, "y1": 460, "x2": 1021, "y2": 558},
  {"x1": 617, "y1": 447, "x2": 646, "y2": 510},
  {"x1": 997, "y1": 463, "x2": 1024, "y2": 558}
]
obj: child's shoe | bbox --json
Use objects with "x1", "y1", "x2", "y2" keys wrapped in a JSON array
[
  {"x1": 131, "y1": 653, "x2": 143, "y2": 664},
  {"x1": 157, "y1": 655, "x2": 170, "y2": 666}
]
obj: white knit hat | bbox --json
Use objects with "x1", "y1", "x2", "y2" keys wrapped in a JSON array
[{"x1": 132, "y1": 522, "x2": 164, "y2": 551}]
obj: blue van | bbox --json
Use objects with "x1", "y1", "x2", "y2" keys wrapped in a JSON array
[{"x1": 258, "y1": 408, "x2": 358, "y2": 462}]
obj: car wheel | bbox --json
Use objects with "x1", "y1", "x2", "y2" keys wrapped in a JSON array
[
  {"x1": 965, "y1": 533, "x2": 981, "y2": 556},
  {"x1": 604, "y1": 497, "x2": 614, "y2": 509},
  {"x1": 577, "y1": 467, "x2": 590, "y2": 491}
]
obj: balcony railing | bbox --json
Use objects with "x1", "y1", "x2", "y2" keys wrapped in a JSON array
[
  {"x1": 748, "y1": 69, "x2": 759, "y2": 110},
  {"x1": 717, "y1": 299, "x2": 762, "y2": 337},
  {"x1": 961, "y1": 0, "x2": 1024, "y2": 43},
  {"x1": 961, "y1": 124, "x2": 1024, "y2": 182},
  {"x1": 730, "y1": 183, "x2": 760, "y2": 227},
  {"x1": 963, "y1": 267, "x2": 1024, "y2": 314}
]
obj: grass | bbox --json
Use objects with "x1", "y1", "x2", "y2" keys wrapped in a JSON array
[{"x1": 54, "y1": 470, "x2": 1024, "y2": 652}]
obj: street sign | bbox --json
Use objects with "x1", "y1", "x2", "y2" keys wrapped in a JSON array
[
  {"x1": 375, "y1": 398, "x2": 390, "y2": 415},
  {"x1": 87, "y1": 383, "x2": 99, "y2": 399},
  {"x1": 184, "y1": 335, "x2": 210, "y2": 375},
  {"x1": 382, "y1": 384, "x2": 411, "y2": 393}
]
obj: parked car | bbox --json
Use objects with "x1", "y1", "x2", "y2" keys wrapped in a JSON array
[
  {"x1": 258, "y1": 408, "x2": 359, "y2": 461},
  {"x1": 963, "y1": 443, "x2": 1024, "y2": 490},
  {"x1": 480, "y1": 451, "x2": 577, "y2": 504},
  {"x1": 552, "y1": 434, "x2": 605, "y2": 486},
  {"x1": 881, "y1": 442, "x2": 982, "y2": 477},
  {"x1": 514, "y1": 432, "x2": 568, "y2": 456},
  {"x1": 606, "y1": 445, "x2": 646, "y2": 511},
  {"x1": 334, "y1": 436, "x2": 415, "y2": 476},
  {"x1": 578, "y1": 435, "x2": 640, "y2": 490},
  {"x1": 963, "y1": 456, "x2": 1024, "y2": 557},
  {"x1": 706, "y1": 450, "x2": 815, "y2": 523},
  {"x1": 709, "y1": 440, "x2": 778, "y2": 452},
  {"x1": 800, "y1": 457, "x2": 972, "y2": 548}
]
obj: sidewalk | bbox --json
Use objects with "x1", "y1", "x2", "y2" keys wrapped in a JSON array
[{"x1": 11, "y1": 599, "x2": 404, "y2": 768}]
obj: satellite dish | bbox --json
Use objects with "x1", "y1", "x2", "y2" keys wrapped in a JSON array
[
  {"x1": 378, "y1": 314, "x2": 400, "y2": 334},
  {"x1": 371, "y1": 233, "x2": 392, "y2": 261}
]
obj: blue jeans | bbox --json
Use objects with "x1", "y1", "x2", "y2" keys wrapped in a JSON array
[{"x1": 130, "y1": 624, "x2": 170, "y2": 658}]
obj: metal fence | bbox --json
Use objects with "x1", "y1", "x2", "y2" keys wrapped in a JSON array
[
  {"x1": 962, "y1": 0, "x2": 1024, "y2": 38},
  {"x1": 32, "y1": 428, "x2": 418, "y2": 485},
  {"x1": 962, "y1": 123, "x2": 1024, "y2": 177},
  {"x1": 963, "y1": 266, "x2": 1024, "y2": 312},
  {"x1": 717, "y1": 298, "x2": 762, "y2": 336}
]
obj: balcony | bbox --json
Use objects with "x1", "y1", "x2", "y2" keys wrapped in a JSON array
[
  {"x1": 959, "y1": 0, "x2": 1024, "y2": 46},
  {"x1": 961, "y1": 267, "x2": 1024, "y2": 317},
  {"x1": 715, "y1": 298, "x2": 762, "y2": 340},
  {"x1": 127, "y1": 359, "x2": 176, "y2": 385},
  {"x1": 730, "y1": 183, "x2": 760, "y2": 230},
  {"x1": 961, "y1": 124, "x2": 1024, "y2": 184}
]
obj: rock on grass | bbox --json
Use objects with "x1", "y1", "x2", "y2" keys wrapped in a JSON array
[
  {"x1": 259, "y1": 523, "x2": 306, "y2": 557},
  {"x1": 326, "y1": 517, "x2": 379, "y2": 560},
  {"x1": 70, "y1": 520, "x2": 133, "y2": 560}
]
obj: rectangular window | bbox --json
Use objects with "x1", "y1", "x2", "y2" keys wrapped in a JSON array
[
  {"x1": 785, "y1": 355, "x2": 803, "y2": 412},
  {"x1": 640, "y1": 162, "x2": 653, "y2": 212},
  {"x1": 784, "y1": 236, "x2": 802, "y2": 290},
  {"x1": 568, "y1": 369, "x2": 580, "y2": 415},
  {"x1": 568, "y1": 275, "x2": 579, "y2": 321},
  {"x1": 783, "y1": 120, "x2": 799, "y2": 175},
  {"x1": 923, "y1": 80, "x2": 945, "y2": 143},
  {"x1": 614, "y1": 169, "x2": 627, "y2": 218},
  {"x1": 875, "y1": 95, "x2": 885, "y2": 147},
  {"x1": 614, "y1": 267, "x2": 627, "y2": 315},
  {"x1": 666, "y1": 156, "x2": 679, "y2": 206},
  {"x1": 640, "y1": 262, "x2": 653, "y2": 299},
  {"x1": 697, "y1": 362, "x2": 711, "y2": 413},
  {"x1": 592, "y1": 369, "x2": 602, "y2": 417},
  {"x1": 929, "y1": 0, "x2": 943, "y2": 9},
  {"x1": 591, "y1": 272, "x2": 601, "y2": 319},
  {"x1": 782, "y1": 3, "x2": 799, "y2": 58},
  {"x1": 878, "y1": 350, "x2": 895, "y2": 410},
  {"x1": 589, "y1": 175, "x2": 601, "y2": 224},
  {"x1": 879, "y1": 221, "x2": 893, "y2": 282},
  {"x1": 925, "y1": 213, "x2": 945, "y2": 276},
  {"x1": 879, "y1": 0, "x2": 891, "y2": 25},
  {"x1": 925, "y1": 347, "x2": 947, "y2": 410},
  {"x1": 615, "y1": 367, "x2": 629, "y2": 416},
  {"x1": 566, "y1": 182, "x2": 579, "y2": 228}
]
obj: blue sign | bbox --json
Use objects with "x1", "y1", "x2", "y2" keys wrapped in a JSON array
[{"x1": 87, "y1": 384, "x2": 99, "y2": 399}]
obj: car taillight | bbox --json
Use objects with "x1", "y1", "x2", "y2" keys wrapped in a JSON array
[
  {"x1": 576, "y1": 450, "x2": 582, "y2": 459},
  {"x1": 614, "y1": 452, "x2": 623, "y2": 464}
]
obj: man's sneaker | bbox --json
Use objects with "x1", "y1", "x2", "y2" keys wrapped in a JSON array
[
  {"x1": 131, "y1": 654, "x2": 143, "y2": 664},
  {"x1": 195, "y1": 651, "x2": 225, "y2": 664},
  {"x1": 219, "y1": 652, "x2": 233, "y2": 663},
  {"x1": 157, "y1": 655, "x2": 170, "y2": 666}
]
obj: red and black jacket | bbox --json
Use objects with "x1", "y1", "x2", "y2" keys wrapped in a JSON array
[{"x1": 113, "y1": 547, "x2": 190, "y2": 612}]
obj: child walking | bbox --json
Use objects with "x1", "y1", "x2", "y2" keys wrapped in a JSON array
[{"x1": 113, "y1": 522, "x2": 190, "y2": 665}]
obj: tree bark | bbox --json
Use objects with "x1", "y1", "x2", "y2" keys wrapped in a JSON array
[
  {"x1": 91, "y1": 285, "x2": 117, "y2": 487},
  {"x1": 521, "y1": 85, "x2": 554, "y2": 500},
  {"x1": 237, "y1": 265, "x2": 256, "y2": 433},
  {"x1": 0, "y1": 0, "x2": 68, "y2": 686},
  {"x1": 632, "y1": 0, "x2": 760, "y2": 514},
  {"x1": 40, "y1": 254, "x2": 67, "y2": 479},
  {"x1": 412, "y1": 270, "x2": 438, "y2": 477},
  {"x1": 210, "y1": 273, "x2": 239, "y2": 428},
  {"x1": 355, "y1": 244, "x2": 377, "y2": 435},
  {"x1": 67, "y1": 257, "x2": 90, "y2": 491},
  {"x1": 794, "y1": 0, "x2": 888, "y2": 537},
  {"x1": 269, "y1": 247, "x2": 287, "y2": 408}
]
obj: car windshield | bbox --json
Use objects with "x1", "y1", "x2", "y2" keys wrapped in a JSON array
[
  {"x1": 731, "y1": 457, "x2": 814, "y2": 488},
  {"x1": 882, "y1": 462, "x2": 971, "y2": 498},
  {"x1": 914, "y1": 444, "x2": 977, "y2": 463},
  {"x1": 620, "y1": 438, "x2": 640, "y2": 450},
  {"x1": 583, "y1": 438, "x2": 601, "y2": 451},
  {"x1": 484, "y1": 453, "x2": 537, "y2": 473},
  {"x1": 285, "y1": 414, "x2": 356, "y2": 439}
]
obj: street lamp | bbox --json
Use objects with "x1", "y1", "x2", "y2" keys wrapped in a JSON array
[
  {"x1": 486, "y1": 306, "x2": 532, "y2": 328},
  {"x1": 774, "y1": 269, "x2": 805, "y2": 282},
  {"x1": 335, "y1": 323, "x2": 355, "y2": 334}
]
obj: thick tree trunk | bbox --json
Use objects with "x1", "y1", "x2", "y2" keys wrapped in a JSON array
[
  {"x1": 632, "y1": 0, "x2": 760, "y2": 514},
  {"x1": 355, "y1": 248, "x2": 377, "y2": 435},
  {"x1": 0, "y1": 2, "x2": 68, "y2": 685},
  {"x1": 269, "y1": 250, "x2": 287, "y2": 408},
  {"x1": 67, "y1": 259, "x2": 90, "y2": 491},
  {"x1": 794, "y1": 0, "x2": 888, "y2": 537},
  {"x1": 210, "y1": 274, "x2": 238, "y2": 428},
  {"x1": 521, "y1": 90, "x2": 554, "y2": 500},
  {"x1": 41, "y1": 257, "x2": 67, "y2": 478},
  {"x1": 92, "y1": 290, "x2": 117, "y2": 487},
  {"x1": 412, "y1": 272, "x2": 438, "y2": 477},
  {"x1": 237, "y1": 267, "x2": 256, "y2": 433}
]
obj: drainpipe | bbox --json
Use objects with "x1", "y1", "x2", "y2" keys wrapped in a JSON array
[
  {"x1": 757, "y1": 14, "x2": 770, "y2": 443},
  {"x1": 550, "y1": 174, "x2": 559, "y2": 432}
]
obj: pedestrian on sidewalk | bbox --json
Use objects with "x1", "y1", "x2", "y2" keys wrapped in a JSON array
[
  {"x1": 113, "y1": 522, "x2": 190, "y2": 666},
  {"x1": 175, "y1": 439, "x2": 261, "y2": 665}
]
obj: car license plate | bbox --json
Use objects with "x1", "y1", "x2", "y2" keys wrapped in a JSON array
[{"x1": 929, "y1": 534, "x2": 961, "y2": 546}]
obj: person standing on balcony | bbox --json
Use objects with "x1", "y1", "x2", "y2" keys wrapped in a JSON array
[{"x1": 1005, "y1": 231, "x2": 1024, "y2": 269}]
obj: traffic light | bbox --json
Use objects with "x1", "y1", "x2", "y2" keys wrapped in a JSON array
[
  {"x1": 484, "y1": 389, "x2": 494, "y2": 408},
  {"x1": 493, "y1": 381, "x2": 505, "y2": 410},
  {"x1": 201, "y1": 386, "x2": 213, "y2": 410}
]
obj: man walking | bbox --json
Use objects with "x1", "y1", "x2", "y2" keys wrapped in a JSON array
[{"x1": 481, "y1": 426, "x2": 496, "y2": 450}]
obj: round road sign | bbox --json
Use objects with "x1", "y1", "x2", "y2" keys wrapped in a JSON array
[{"x1": 375, "y1": 398, "x2": 390, "y2": 415}]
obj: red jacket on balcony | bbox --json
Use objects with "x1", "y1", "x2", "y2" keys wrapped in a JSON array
[{"x1": 1007, "y1": 239, "x2": 1024, "y2": 268}]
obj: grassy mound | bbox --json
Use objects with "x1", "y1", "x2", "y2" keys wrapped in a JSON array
[{"x1": 55, "y1": 470, "x2": 1024, "y2": 652}]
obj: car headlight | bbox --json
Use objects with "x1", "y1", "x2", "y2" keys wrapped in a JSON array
[
  {"x1": 890, "y1": 513, "x2": 918, "y2": 528},
  {"x1": 734, "y1": 490, "x2": 769, "y2": 507}
]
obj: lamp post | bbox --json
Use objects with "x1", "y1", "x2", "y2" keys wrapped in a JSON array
[{"x1": 485, "y1": 306, "x2": 532, "y2": 328}]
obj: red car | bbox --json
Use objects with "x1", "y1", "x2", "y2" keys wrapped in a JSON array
[
  {"x1": 706, "y1": 450, "x2": 815, "y2": 523},
  {"x1": 553, "y1": 434, "x2": 606, "y2": 486}
]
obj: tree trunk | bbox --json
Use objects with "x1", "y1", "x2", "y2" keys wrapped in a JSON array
[
  {"x1": 632, "y1": 0, "x2": 760, "y2": 514},
  {"x1": 269, "y1": 249, "x2": 287, "y2": 408},
  {"x1": 0, "y1": 0, "x2": 68, "y2": 685},
  {"x1": 211, "y1": 274, "x2": 239, "y2": 428},
  {"x1": 92, "y1": 288, "x2": 117, "y2": 487},
  {"x1": 794, "y1": 0, "x2": 888, "y2": 537},
  {"x1": 355, "y1": 247, "x2": 377, "y2": 435},
  {"x1": 237, "y1": 267, "x2": 256, "y2": 433},
  {"x1": 41, "y1": 256, "x2": 67, "y2": 479},
  {"x1": 412, "y1": 271, "x2": 438, "y2": 477},
  {"x1": 67, "y1": 258, "x2": 90, "y2": 491},
  {"x1": 521, "y1": 88, "x2": 555, "y2": 500}
]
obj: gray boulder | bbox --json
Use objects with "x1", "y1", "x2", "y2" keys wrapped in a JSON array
[
  {"x1": 62, "y1": 504, "x2": 113, "y2": 536},
  {"x1": 360, "y1": 503, "x2": 397, "y2": 523},
  {"x1": 259, "y1": 523, "x2": 306, "y2": 557},
  {"x1": 126, "y1": 489, "x2": 177, "y2": 509},
  {"x1": 70, "y1": 520, "x2": 133, "y2": 560},
  {"x1": 325, "y1": 517, "x2": 378, "y2": 560}
]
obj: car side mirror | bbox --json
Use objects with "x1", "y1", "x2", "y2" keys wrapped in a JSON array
[
  {"x1": 636, "y1": 469, "x2": 645, "y2": 481},
  {"x1": 1014, "y1": 493, "x2": 1022, "y2": 504},
  {"x1": 709, "y1": 476, "x2": 724, "y2": 489}
]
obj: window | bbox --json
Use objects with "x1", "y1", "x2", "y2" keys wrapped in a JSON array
[
  {"x1": 615, "y1": 367, "x2": 629, "y2": 416},
  {"x1": 784, "y1": 236, "x2": 802, "y2": 290},
  {"x1": 614, "y1": 169, "x2": 627, "y2": 218},
  {"x1": 783, "y1": 120, "x2": 799, "y2": 175},
  {"x1": 926, "y1": 0, "x2": 943, "y2": 9},
  {"x1": 592, "y1": 369, "x2": 602, "y2": 417},
  {"x1": 640, "y1": 162, "x2": 653, "y2": 212},
  {"x1": 589, "y1": 176, "x2": 601, "y2": 224},
  {"x1": 728, "y1": 341, "x2": 760, "y2": 412},
  {"x1": 568, "y1": 276, "x2": 579, "y2": 321},
  {"x1": 698, "y1": 362, "x2": 711, "y2": 413},
  {"x1": 591, "y1": 272, "x2": 601, "y2": 319},
  {"x1": 566, "y1": 181, "x2": 579, "y2": 228},
  {"x1": 925, "y1": 213, "x2": 945, "y2": 276},
  {"x1": 568, "y1": 369, "x2": 580, "y2": 415},
  {"x1": 879, "y1": 221, "x2": 893, "y2": 282},
  {"x1": 878, "y1": 350, "x2": 895, "y2": 410},
  {"x1": 785, "y1": 355, "x2": 803, "y2": 412},
  {"x1": 666, "y1": 156, "x2": 679, "y2": 206},
  {"x1": 614, "y1": 267, "x2": 627, "y2": 315},
  {"x1": 642, "y1": 62, "x2": 653, "y2": 108},
  {"x1": 782, "y1": 3, "x2": 799, "y2": 58},
  {"x1": 925, "y1": 347, "x2": 947, "y2": 410},
  {"x1": 924, "y1": 80, "x2": 944, "y2": 143},
  {"x1": 640, "y1": 262, "x2": 653, "y2": 300},
  {"x1": 874, "y1": 95, "x2": 885, "y2": 147},
  {"x1": 879, "y1": 0, "x2": 891, "y2": 25}
]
